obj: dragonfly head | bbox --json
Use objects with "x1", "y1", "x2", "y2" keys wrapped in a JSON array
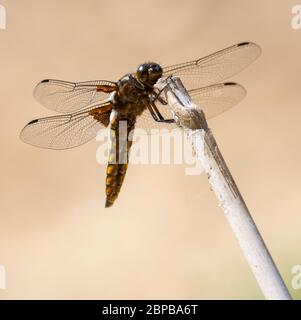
[{"x1": 136, "y1": 62, "x2": 163, "y2": 87}]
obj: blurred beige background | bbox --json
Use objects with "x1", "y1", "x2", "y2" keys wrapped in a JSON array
[{"x1": 0, "y1": 0, "x2": 300, "y2": 299}]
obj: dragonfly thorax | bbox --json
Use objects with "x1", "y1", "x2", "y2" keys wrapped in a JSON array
[{"x1": 113, "y1": 75, "x2": 149, "y2": 117}]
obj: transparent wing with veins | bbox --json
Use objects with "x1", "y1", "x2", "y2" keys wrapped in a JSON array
[
  {"x1": 135, "y1": 82, "x2": 246, "y2": 133},
  {"x1": 163, "y1": 42, "x2": 261, "y2": 91},
  {"x1": 34, "y1": 79, "x2": 117, "y2": 113},
  {"x1": 20, "y1": 102, "x2": 112, "y2": 149}
]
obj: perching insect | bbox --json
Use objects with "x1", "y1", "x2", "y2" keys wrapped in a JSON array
[{"x1": 20, "y1": 42, "x2": 261, "y2": 207}]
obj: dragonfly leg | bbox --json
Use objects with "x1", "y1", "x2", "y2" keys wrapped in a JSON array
[
  {"x1": 151, "y1": 75, "x2": 174, "y2": 105},
  {"x1": 150, "y1": 90, "x2": 168, "y2": 105},
  {"x1": 147, "y1": 101, "x2": 175, "y2": 123}
]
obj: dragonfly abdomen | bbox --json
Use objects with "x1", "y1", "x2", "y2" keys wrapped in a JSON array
[{"x1": 105, "y1": 115, "x2": 136, "y2": 207}]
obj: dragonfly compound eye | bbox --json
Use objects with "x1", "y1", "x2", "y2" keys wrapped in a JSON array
[
  {"x1": 137, "y1": 63, "x2": 163, "y2": 86},
  {"x1": 148, "y1": 63, "x2": 163, "y2": 80},
  {"x1": 136, "y1": 64, "x2": 149, "y2": 83}
]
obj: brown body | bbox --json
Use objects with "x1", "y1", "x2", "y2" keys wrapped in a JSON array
[
  {"x1": 87, "y1": 65, "x2": 163, "y2": 207},
  {"x1": 104, "y1": 74, "x2": 152, "y2": 207}
]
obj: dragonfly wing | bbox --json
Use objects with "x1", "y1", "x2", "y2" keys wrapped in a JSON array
[
  {"x1": 135, "y1": 82, "x2": 246, "y2": 134},
  {"x1": 188, "y1": 82, "x2": 246, "y2": 119},
  {"x1": 34, "y1": 79, "x2": 117, "y2": 113},
  {"x1": 20, "y1": 102, "x2": 112, "y2": 150},
  {"x1": 163, "y1": 42, "x2": 261, "y2": 90}
]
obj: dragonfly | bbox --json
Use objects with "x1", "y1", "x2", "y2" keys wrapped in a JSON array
[{"x1": 20, "y1": 42, "x2": 261, "y2": 207}]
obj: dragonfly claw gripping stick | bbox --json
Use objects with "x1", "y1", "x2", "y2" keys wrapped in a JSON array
[{"x1": 158, "y1": 77, "x2": 292, "y2": 300}]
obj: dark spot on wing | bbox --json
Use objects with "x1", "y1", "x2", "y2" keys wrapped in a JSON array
[
  {"x1": 28, "y1": 119, "x2": 39, "y2": 125},
  {"x1": 41, "y1": 79, "x2": 50, "y2": 83},
  {"x1": 224, "y1": 82, "x2": 237, "y2": 86},
  {"x1": 237, "y1": 42, "x2": 250, "y2": 47}
]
